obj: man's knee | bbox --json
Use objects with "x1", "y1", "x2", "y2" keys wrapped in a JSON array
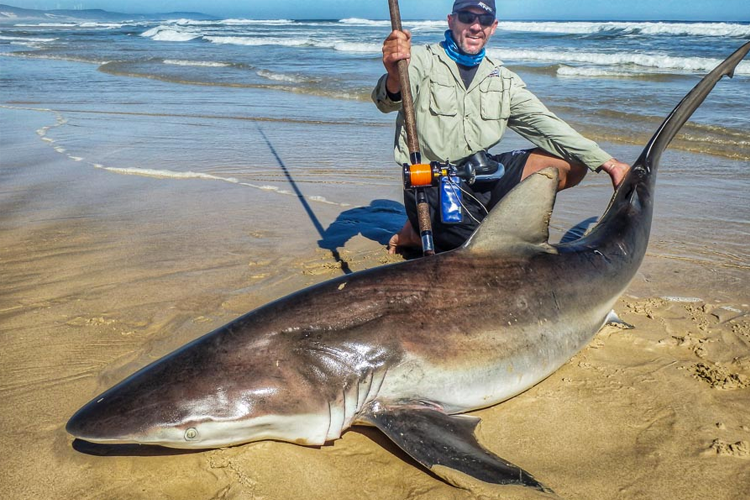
[
  {"x1": 564, "y1": 163, "x2": 588, "y2": 189},
  {"x1": 523, "y1": 150, "x2": 587, "y2": 191}
]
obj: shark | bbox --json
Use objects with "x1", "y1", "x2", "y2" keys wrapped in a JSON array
[{"x1": 67, "y1": 42, "x2": 750, "y2": 492}]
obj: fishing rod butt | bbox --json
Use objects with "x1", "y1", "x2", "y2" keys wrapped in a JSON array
[{"x1": 416, "y1": 189, "x2": 435, "y2": 256}]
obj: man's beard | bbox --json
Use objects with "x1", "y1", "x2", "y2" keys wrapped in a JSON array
[
  {"x1": 461, "y1": 45, "x2": 481, "y2": 55},
  {"x1": 459, "y1": 37, "x2": 483, "y2": 55}
]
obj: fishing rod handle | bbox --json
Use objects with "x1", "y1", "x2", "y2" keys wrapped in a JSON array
[
  {"x1": 388, "y1": 0, "x2": 420, "y2": 157},
  {"x1": 416, "y1": 189, "x2": 435, "y2": 256}
]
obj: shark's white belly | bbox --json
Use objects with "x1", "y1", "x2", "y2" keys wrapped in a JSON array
[{"x1": 376, "y1": 299, "x2": 616, "y2": 414}]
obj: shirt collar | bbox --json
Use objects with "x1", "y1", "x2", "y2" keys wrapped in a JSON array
[{"x1": 431, "y1": 42, "x2": 503, "y2": 92}]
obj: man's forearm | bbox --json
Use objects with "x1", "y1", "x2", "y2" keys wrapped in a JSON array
[{"x1": 509, "y1": 86, "x2": 612, "y2": 170}]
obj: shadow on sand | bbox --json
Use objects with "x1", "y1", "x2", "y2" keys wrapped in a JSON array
[
  {"x1": 318, "y1": 199, "x2": 407, "y2": 252},
  {"x1": 72, "y1": 438, "x2": 201, "y2": 457},
  {"x1": 256, "y1": 124, "x2": 408, "y2": 272},
  {"x1": 559, "y1": 216, "x2": 599, "y2": 244}
]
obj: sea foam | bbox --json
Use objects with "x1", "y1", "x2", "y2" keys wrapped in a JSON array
[
  {"x1": 556, "y1": 66, "x2": 641, "y2": 78},
  {"x1": 203, "y1": 36, "x2": 311, "y2": 47},
  {"x1": 141, "y1": 26, "x2": 200, "y2": 42},
  {"x1": 338, "y1": 18, "x2": 390, "y2": 27},
  {"x1": 13, "y1": 21, "x2": 131, "y2": 29},
  {"x1": 489, "y1": 48, "x2": 750, "y2": 75},
  {"x1": 331, "y1": 41, "x2": 381, "y2": 53},
  {"x1": 0, "y1": 35, "x2": 57, "y2": 42},
  {"x1": 93, "y1": 165, "x2": 239, "y2": 183},
  {"x1": 203, "y1": 35, "x2": 381, "y2": 53},
  {"x1": 88, "y1": 165, "x2": 348, "y2": 206},
  {"x1": 169, "y1": 18, "x2": 295, "y2": 26},
  {"x1": 338, "y1": 18, "x2": 444, "y2": 31},
  {"x1": 256, "y1": 69, "x2": 313, "y2": 83},
  {"x1": 496, "y1": 21, "x2": 750, "y2": 38},
  {"x1": 163, "y1": 59, "x2": 231, "y2": 68}
]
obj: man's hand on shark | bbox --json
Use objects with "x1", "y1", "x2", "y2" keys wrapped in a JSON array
[{"x1": 600, "y1": 159, "x2": 631, "y2": 189}]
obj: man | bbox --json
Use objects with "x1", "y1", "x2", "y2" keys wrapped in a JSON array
[{"x1": 373, "y1": 0, "x2": 630, "y2": 254}]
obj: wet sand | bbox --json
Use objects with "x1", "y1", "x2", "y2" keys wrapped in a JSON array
[{"x1": 1, "y1": 106, "x2": 749, "y2": 500}]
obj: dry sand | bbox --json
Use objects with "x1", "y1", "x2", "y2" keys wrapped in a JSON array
[{"x1": 1, "y1": 108, "x2": 749, "y2": 500}]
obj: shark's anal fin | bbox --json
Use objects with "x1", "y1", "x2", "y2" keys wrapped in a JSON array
[
  {"x1": 361, "y1": 404, "x2": 551, "y2": 493},
  {"x1": 462, "y1": 167, "x2": 559, "y2": 256}
]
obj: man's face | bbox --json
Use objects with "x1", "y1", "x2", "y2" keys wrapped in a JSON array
[{"x1": 447, "y1": 7, "x2": 498, "y2": 55}]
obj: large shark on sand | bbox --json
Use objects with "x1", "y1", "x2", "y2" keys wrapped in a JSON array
[{"x1": 67, "y1": 43, "x2": 750, "y2": 492}]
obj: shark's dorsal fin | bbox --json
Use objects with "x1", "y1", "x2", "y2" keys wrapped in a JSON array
[{"x1": 462, "y1": 167, "x2": 559, "y2": 256}]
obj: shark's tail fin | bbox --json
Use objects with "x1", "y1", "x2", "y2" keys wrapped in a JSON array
[{"x1": 637, "y1": 41, "x2": 750, "y2": 172}]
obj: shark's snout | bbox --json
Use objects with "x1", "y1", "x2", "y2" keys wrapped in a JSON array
[{"x1": 67, "y1": 393, "x2": 140, "y2": 443}]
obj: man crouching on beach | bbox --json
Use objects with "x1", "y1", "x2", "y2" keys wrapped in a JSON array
[{"x1": 372, "y1": 0, "x2": 631, "y2": 254}]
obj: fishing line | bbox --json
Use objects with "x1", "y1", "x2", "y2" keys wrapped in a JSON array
[{"x1": 446, "y1": 178, "x2": 488, "y2": 225}]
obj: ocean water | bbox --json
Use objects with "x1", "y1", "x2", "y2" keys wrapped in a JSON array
[
  {"x1": 1, "y1": 16, "x2": 749, "y2": 278},
  {"x1": 2, "y1": 17, "x2": 750, "y2": 156}
]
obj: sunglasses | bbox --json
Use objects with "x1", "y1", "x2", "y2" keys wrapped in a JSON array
[{"x1": 453, "y1": 11, "x2": 496, "y2": 27}]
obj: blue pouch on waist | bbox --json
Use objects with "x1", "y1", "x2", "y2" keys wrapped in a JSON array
[{"x1": 440, "y1": 176, "x2": 463, "y2": 224}]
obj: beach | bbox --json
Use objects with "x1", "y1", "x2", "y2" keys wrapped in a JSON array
[{"x1": 2, "y1": 16, "x2": 750, "y2": 500}]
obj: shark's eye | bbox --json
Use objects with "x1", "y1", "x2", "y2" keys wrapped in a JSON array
[{"x1": 185, "y1": 428, "x2": 199, "y2": 441}]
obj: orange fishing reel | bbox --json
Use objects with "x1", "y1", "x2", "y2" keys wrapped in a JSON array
[
  {"x1": 402, "y1": 152, "x2": 505, "y2": 190},
  {"x1": 402, "y1": 163, "x2": 446, "y2": 189}
]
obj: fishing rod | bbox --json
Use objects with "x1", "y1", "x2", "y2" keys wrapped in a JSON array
[{"x1": 387, "y1": 0, "x2": 435, "y2": 256}]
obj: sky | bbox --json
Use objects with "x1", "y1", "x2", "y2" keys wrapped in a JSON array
[{"x1": 3, "y1": 0, "x2": 750, "y2": 22}]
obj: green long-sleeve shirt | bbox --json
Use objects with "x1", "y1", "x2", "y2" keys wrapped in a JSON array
[{"x1": 372, "y1": 43, "x2": 612, "y2": 170}]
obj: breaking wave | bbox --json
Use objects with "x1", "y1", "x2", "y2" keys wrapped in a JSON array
[
  {"x1": 555, "y1": 65, "x2": 643, "y2": 79},
  {"x1": 202, "y1": 35, "x2": 381, "y2": 53},
  {"x1": 0, "y1": 35, "x2": 57, "y2": 42},
  {"x1": 496, "y1": 21, "x2": 750, "y2": 38},
  {"x1": 489, "y1": 48, "x2": 750, "y2": 75},
  {"x1": 338, "y1": 18, "x2": 444, "y2": 30},
  {"x1": 141, "y1": 26, "x2": 200, "y2": 42},
  {"x1": 330, "y1": 41, "x2": 381, "y2": 53},
  {"x1": 338, "y1": 18, "x2": 390, "y2": 27},
  {"x1": 163, "y1": 59, "x2": 232, "y2": 68},
  {"x1": 166, "y1": 18, "x2": 295, "y2": 26},
  {"x1": 0, "y1": 51, "x2": 109, "y2": 65},
  {"x1": 13, "y1": 21, "x2": 141, "y2": 29},
  {"x1": 333, "y1": 19, "x2": 750, "y2": 37},
  {"x1": 256, "y1": 69, "x2": 316, "y2": 83},
  {"x1": 203, "y1": 35, "x2": 310, "y2": 47}
]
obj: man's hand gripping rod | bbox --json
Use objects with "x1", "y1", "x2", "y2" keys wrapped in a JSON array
[{"x1": 388, "y1": 0, "x2": 435, "y2": 256}]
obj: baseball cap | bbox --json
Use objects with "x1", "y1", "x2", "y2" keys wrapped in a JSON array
[{"x1": 452, "y1": 0, "x2": 496, "y2": 16}]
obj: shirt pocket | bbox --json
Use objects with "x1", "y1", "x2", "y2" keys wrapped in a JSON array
[
  {"x1": 429, "y1": 79, "x2": 458, "y2": 116},
  {"x1": 479, "y1": 78, "x2": 510, "y2": 120}
]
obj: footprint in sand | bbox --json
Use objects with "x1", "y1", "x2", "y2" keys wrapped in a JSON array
[
  {"x1": 692, "y1": 361, "x2": 750, "y2": 390},
  {"x1": 704, "y1": 439, "x2": 750, "y2": 458}
]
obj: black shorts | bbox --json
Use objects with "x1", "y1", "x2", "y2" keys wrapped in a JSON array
[{"x1": 403, "y1": 149, "x2": 532, "y2": 253}]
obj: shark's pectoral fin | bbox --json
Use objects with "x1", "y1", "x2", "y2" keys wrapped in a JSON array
[
  {"x1": 361, "y1": 404, "x2": 550, "y2": 492},
  {"x1": 462, "y1": 167, "x2": 559, "y2": 256}
]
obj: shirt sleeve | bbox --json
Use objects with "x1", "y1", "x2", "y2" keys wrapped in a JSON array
[
  {"x1": 372, "y1": 74, "x2": 403, "y2": 113},
  {"x1": 372, "y1": 46, "x2": 431, "y2": 115},
  {"x1": 506, "y1": 73, "x2": 613, "y2": 170}
]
